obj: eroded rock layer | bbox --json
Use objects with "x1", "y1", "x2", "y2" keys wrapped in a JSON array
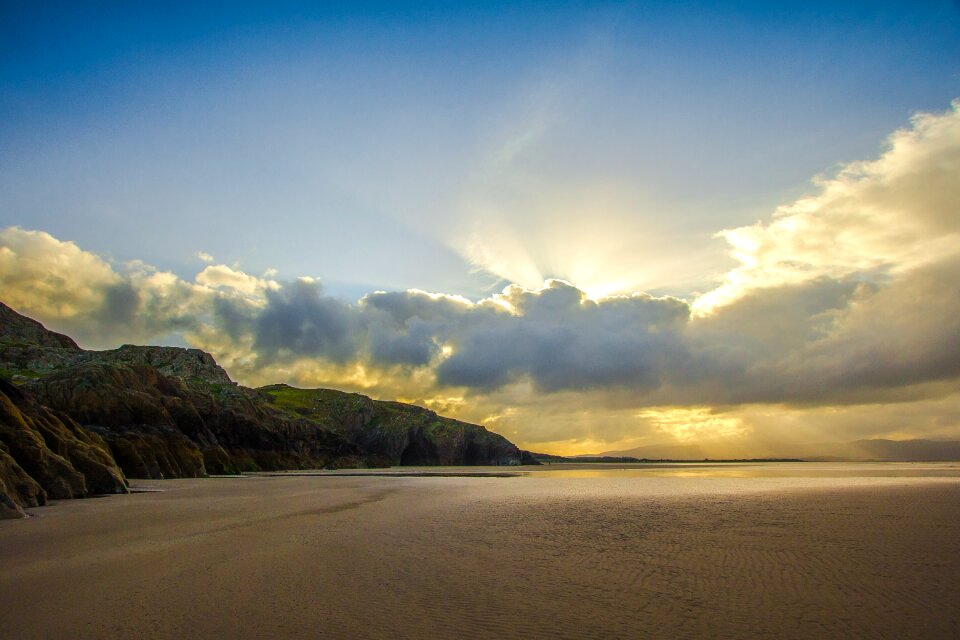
[{"x1": 0, "y1": 301, "x2": 534, "y2": 517}]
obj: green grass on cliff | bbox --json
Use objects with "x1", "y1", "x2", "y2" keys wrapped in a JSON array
[
  {"x1": 0, "y1": 367, "x2": 44, "y2": 381},
  {"x1": 259, "y1": 385, "x2": 368, "y2": 422},
  {"x1": 259, "y1": 384, "x2": 484, "y2": 440},
  {"x1": 185, "y1": 376, "x2": 238, "y2": 398},
  {"x1": 262, "y1": 385, "x2": 322, "y2": 414}
]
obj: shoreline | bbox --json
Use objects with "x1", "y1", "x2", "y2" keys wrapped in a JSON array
[{"x1": 3, "y1": 472, "x2": 959, "y2": 639}]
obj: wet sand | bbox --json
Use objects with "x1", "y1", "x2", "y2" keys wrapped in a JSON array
[{"x1": 1, "y1": 467, "x2": 959, "y2": 639}]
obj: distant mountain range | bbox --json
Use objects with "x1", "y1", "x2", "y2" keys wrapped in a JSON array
[{"x1": 600, "y1": 439, "x2": 960, "y2": 462}]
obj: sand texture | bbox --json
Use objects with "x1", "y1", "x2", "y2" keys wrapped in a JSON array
[{"x1": 1, "y1": 469, "x2": 959, "y2": 639}]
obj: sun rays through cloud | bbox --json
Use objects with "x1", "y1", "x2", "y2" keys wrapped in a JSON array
[
  {"x1": 3, "y1": 2, "x2": 960, "y2": 455},
  {"x1": 458, "y1": 189, "x2": 690, "y2": 300},
  {"x1": 4, "y1": 100, "x2": 960, "y2": 453}
]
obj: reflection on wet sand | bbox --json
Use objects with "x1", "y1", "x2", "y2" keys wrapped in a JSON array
[
  {"x1": 1, "y1": 464, "x2": 958, "y2": 639},
  {"x1": 526, "y1": 461, "x2": 960, "y2": 479}
]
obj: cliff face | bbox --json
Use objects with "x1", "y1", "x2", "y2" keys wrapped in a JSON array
[
  {"x1": 259, "y1": 385, "x2": 525, "y2": 466},
  {"x1": 0, "y1": 302, "x2": 79, "y2": 350},
  {"x1": 0, "y1": 377, "x2": 128, "y2": 519},
  {"x1": 0, "y1": 303, "x2": 370, "y2": 483},
  {"x1": 22, "y1": 359, "x2": 365, "y2": 478},
  {"x1": 0, "y1": 301, "x2": 534, "y2": 516}
]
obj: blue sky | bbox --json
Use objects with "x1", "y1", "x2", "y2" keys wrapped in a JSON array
[
  {"x1": 3, "y1": 1, "x2": 958, "y2": 299},
  {"x1": 2, "y1": 2, "x2": 960, "y2": 453}
]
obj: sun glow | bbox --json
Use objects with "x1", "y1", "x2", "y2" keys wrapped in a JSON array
[
  {"x1": 638, "y1": 407, "x2": 749, "y2": 442},
  {"x1": 450, "y1": 175, "x2": 712, "y2": 301},
  {"x1": 463, "y1": 233, "x2": 650, "y2": 301}
]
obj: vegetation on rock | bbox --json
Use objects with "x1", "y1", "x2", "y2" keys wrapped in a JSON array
[
  {"x1": 0, "y1": 301, "x2": 534, "y2": 517},
  {"x1": 259, "y1": 384, "x2": 527, "y2": 466}
]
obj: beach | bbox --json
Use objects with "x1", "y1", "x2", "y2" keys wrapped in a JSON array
[{"x1": 1, "y1": 464, "x2": 959, "y2": 639}]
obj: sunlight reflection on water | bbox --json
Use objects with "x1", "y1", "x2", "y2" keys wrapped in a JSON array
[{"x1": 526, "y1": 462, "x2": 960, "y2": 479}]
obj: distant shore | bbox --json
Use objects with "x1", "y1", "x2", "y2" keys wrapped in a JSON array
[
  {"x1": 2, "y1": 469, "x2": 958, "y2": 639},
  {"x1": 533, "y1": 454, "x2": 804, "y2": 463}
]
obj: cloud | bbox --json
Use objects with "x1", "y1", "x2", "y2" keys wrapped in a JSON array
[
  {"x1": 0, "y1": 227, "x2": 210, "y2": 345},
  {"x1": 253, "y1": 279, "x2": 359, "y2": 364},
  {"x1": 638, "y1": 407, "x2": 749, "y2": 443},
  {"x1": 0, "y1": 227, "x2": 122, "y2": 319},
  {"x1": 778, "y1": 256, "x2": 960, "y2": 399},
  {"x1": 2, "y1": 103, "x2": 960, "y2": 450},
  {"x1": 675, "y1": 102, "x2": 960, "y2": 407},
  {"x1": 696, "y1": 100, "x2": 960, "y2": 313},
  {"x1": 435, "y1": 281, "x2": 690, "y2": 392},
  {"x1": 195, "y1": 263, "x2": 277, "y2": 298},
  {"x1": 367, "y1": 317, "x2": 439, "y2": 367}
]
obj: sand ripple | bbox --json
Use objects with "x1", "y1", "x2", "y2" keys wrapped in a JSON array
[{"x1": 0, "y1": 474, "x2": 958, "y2": 639}]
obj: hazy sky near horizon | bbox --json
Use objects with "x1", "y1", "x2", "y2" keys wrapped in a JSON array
[{"x1": 2, "y1": 2, "x2": 960, "y2": 454}]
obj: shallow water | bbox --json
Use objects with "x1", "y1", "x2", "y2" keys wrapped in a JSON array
[
  {"x1": 525, "y1": 461, "x2": 960, "y2": 479},
  {"x1": 279, "y1": 460, "x2": 960, "y2": 480}
]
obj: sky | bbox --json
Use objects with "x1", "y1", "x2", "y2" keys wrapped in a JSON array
[{"x1": 2, "y1": 1, "x2": 960, "y2": 455}]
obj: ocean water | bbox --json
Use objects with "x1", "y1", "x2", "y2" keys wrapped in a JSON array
[
  {"x1": 523, "y1": 461, "x2": 960, "y2": 479},
  {"x1": 284, "y1": 460, "x2": 960, "y2": 480}
]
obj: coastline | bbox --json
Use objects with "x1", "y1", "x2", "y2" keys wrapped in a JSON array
[{"x1": 2, "y1": 470, "x2": 959, "y2": 639}]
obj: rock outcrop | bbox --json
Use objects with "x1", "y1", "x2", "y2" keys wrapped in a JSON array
[
  {"x1": 24, "y1": 359, "x2": 364, "y2": 478},
  {"x1": 0, "y1": 301, "x2": 79, "y2": 350},
  {"x1": 259, "y1": 385, "x2": 526, "y2": 466},
  {"x1": 0, "y1": 377, "x2": 128, "y2": 519},
  {"x1": 0, "y1": 300, "x2": 535, "y2": 517}
]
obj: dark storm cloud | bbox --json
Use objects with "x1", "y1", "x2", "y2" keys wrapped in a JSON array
[
  {"x1": 778, "y1": 257, "x2": 960, "y2": 399},
  {"x1": 96, "y1": 282, "x2": 141, "y2": 327},
  {"x1": 253, "y1": 279, "x2": 358, "y2": 363},
  {"x1": 203, "y1": 267, "x2": 960, "y2": 406},
  {"x1": 358, "y1": 289, "x2": 479, "y2": 367},
  {"x1": 209, "y1": 278, "x2": 696, "y2": 392},
  {"x1": 139, "y1": 98, "x2": 960, "y2": 403},
  {"x1": 211, "y1": 296, "x2": 256, "y2": 341},
  {"x1": 6, "y1": 227, "x2": 958, "y2": 407},
  {"x1": 367, "y1": 317, "x2": 439, "y2": 366},
  {"x1": 434, "y1": 281, "x2": 691, "y2": 392},
  {"x1": 362, "y1": 289, "x2": 476, "y2": 324},
  {"x1": 6, "y1": 211, "x2": 960, "y2": 412}
]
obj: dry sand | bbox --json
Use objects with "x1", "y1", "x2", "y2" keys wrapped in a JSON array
[{"x1": 1, "y1": 466, "x2": 959, "y2": 639}]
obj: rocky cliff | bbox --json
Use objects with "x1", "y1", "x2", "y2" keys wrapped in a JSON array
[
  {"x1": 259, "y1": 384, "x2": 530, "y2": 466},
  {"x1": 0, "y1": 377, "x2": 128, "y2": 519},
  {"x1": 22, "y1": 358, "x2": 365, "y2": 477},
  {"x1": 0, "y1": 302, "x2": 79, "y2": 350},
  {"x1": 0, "y1": 301, "x2": 533, "y2": 517}
]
